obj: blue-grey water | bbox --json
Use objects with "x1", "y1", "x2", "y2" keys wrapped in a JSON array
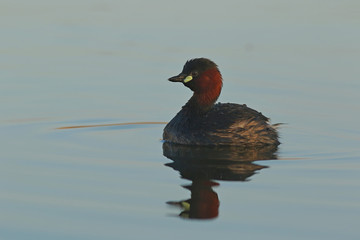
[{"x1": 1, "y1": 1, "x2": 360, "y2": 239}]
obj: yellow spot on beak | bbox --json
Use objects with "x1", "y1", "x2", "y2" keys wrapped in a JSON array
[
  {"x1": 183, "y1": 75, "x2": 193, "y2": 83},
  {"x1": 181, "y1": 201, "x2": 190, "y2": 211}
]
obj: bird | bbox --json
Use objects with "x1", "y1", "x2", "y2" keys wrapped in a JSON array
[{"x1": 163, "y1": 58, "x2": 280, "y2": 147}]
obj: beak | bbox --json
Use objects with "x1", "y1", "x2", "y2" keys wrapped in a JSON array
[{"x1": 168, "y1": 73, "x2": 187, "y2": 82}]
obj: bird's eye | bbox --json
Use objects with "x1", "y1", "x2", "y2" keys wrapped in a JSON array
[{"x1": 192, "y1": 71, "x2": 199, "y2": 77}]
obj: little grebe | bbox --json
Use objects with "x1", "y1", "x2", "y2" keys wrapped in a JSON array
[{"x1": 163, "y1": 58, "x2": 279, "y2": 147}]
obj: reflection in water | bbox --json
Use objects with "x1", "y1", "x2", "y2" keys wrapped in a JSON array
[
  {"x1": 163, "y1": 142, "x2": 278, "y2": 220},
  {"x1": 167, "y1": 180, "x2": 220, "y2": 219}
]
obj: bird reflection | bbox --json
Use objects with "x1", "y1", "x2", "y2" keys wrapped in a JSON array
[{"x1": 163, "y1": 142, "x2": 278, "y2": 220}]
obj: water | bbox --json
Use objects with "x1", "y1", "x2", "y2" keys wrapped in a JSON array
[{"x1": 1, "y1": 0, "x2": 360, "y2": 239}]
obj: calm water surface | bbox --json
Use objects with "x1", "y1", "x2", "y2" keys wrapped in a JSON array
[{"x1": 1, "y1": 1, "x2": 360, "y2": 239}]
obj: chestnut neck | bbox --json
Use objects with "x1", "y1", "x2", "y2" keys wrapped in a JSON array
[{"x1": 184, "y1": 68, "x2": 222, "y2": 114}]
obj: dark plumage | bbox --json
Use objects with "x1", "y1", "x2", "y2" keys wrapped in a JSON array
[{"x1": 163, "y1": 58, "x2": 279, "y2": 147}]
